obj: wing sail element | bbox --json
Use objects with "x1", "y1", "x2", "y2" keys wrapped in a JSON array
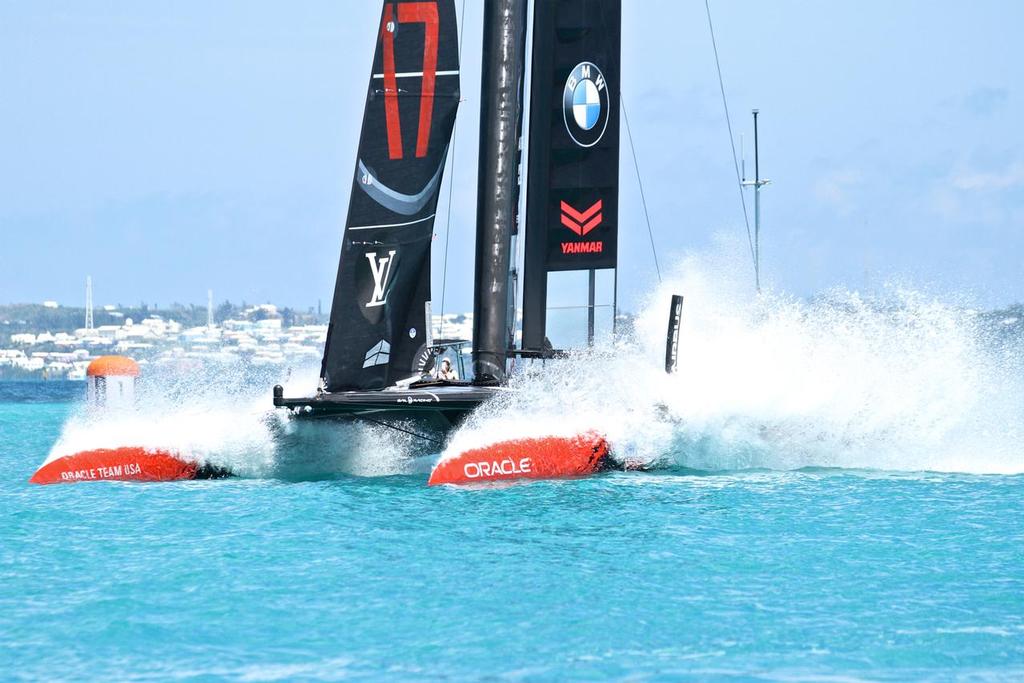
[
  {"x1": 322, "y1": 0, "x2": 461, "y2": 392},
  {"x1": 521, "y1": 0, "x2": 621, "y2": 351}
]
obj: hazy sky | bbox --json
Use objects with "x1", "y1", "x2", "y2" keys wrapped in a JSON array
[{"x1": 1, "y1": 1, "x2": 1022, "y2": 313}]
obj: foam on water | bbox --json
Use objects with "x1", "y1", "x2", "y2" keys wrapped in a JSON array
[
  {"x1": 43, "y1": 243, "x2": 1024, "y2": 478},
  {"x1": 44, "y1": 364, "x2": 434, "y2": 479},
  {"x1": 450, "y1": 244, "x2": 1024, "y2": 475}
]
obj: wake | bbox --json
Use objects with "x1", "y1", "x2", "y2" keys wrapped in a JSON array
[
  {"x1": 44, "y1": 364, "x2": 436, "y2": 480},
  {"x1": 452, "y1": 249, "x2": 1024, "y2": 475},
  {"x1": 44, "y1": 245, "x2": 1024, "y2": 478}
]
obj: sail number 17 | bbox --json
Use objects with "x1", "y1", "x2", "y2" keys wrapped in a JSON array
[{"x1": 380, "y1": 2, "x2": 439, "y2": 160}]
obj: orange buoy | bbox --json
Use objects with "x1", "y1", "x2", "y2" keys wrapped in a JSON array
[
  {"x1": 86, "y1": 355, "x2": 140, "y2": 378},
  {"x1": 428, "y1": 432, "x2": 611, "y2": 486},
  {"x1": 85, "y1": 355, "x2": 140, "y2": 409}
]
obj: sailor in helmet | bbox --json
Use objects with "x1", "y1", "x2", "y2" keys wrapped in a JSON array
[{"x1": 437, "y1": 357, "x2": 459, "y2": 381}]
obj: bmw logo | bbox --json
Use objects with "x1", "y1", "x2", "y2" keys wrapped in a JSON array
[{"x1": 562, "y1": 61, "x2": 610, "y2": 148}]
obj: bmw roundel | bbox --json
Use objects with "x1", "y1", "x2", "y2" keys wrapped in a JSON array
[{"x1": 562, "y1": 61, "x2": 610, "y2": 148}]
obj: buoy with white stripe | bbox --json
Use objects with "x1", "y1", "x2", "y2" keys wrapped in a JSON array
[{"x1": 85, "y1": 354, "x2": 140, "y2": 408}]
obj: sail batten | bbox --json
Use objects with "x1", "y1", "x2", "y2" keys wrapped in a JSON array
[{"x1": 321, "y1": 0, "x2": 461, "y2": 393}]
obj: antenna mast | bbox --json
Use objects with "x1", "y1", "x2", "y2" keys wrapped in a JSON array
[
  {"x1": 207, "y1": 289, "x2": 214, "y2": 329},
  {"x1": 85, "y1": 276, "x2": 94, "y2": 330},
  {"x1": 741, "y1": 109, "x2": 770, "y2": 292}
]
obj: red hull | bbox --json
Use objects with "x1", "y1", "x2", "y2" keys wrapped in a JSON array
[
  {"x1": 428, "y1": 433, "x2": 610, "y2": 486},
  {"x1": 30, "y1": 448, "x2": 199, "y2": 485}
]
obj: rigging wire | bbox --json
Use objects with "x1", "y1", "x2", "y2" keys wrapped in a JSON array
[
  {"x1": 621, "y1": 96, "x2": 662, "y2": 283},
  {"x1": 438, "y1": 0, "x2": 469, "y2": 337},
  {"x1": 360, "y1": 415, "x2": 444, "y2": 447},
  {"x1": 704, "y1": 0, "x2": 757, "y2": 278}
]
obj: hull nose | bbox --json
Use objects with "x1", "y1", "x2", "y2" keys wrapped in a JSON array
[
  {"x1": 30, "y1": 448, "x2": 207, "y2": 485},
  {"x1": 428, "y1": 433, "x2": 610, "y2": 486}
]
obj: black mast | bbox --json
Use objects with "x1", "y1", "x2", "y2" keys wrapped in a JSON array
[{"x1": 472, "y1": 0, "x2": 528, "y2": 384}]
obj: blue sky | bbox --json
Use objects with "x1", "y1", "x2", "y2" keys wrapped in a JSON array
[{"x1": 1, "y1": 1, "x2": 1022, "y2": 313}]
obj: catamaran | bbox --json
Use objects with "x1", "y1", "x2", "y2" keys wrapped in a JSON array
[
  {"x1": 273, "y1": 0, "x2": 652, "y2": 434},
  {"x1": 30, "y1": 0, "x2": 688, "y2": 486},
  {"x1": 30, "y1": 0, "x2": 691, "y2": 486}
]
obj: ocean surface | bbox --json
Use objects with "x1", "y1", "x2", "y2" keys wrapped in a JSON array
[
  {"x1": 2, "y1": 379, "x2": 1023, "y2": 681},
  {"x1": 4, "y1": 280, "x2": 1024, "y2": 681}
]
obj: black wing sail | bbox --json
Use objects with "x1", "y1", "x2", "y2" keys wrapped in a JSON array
[
  {"x1": 321, "y1": 0, "x2": 461, "y2": 392},
  {"x1": 521, "y1": 0, "x2": 621, "y2": 350}
]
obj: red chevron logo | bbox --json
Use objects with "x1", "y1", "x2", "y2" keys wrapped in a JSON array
[{"x1": 560, "y1": 199, "x2": 603, "y2": 236}]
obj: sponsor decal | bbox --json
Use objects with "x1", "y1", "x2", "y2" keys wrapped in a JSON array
[
  {"x1": 363, "y1": 339, "x2": 391, "y2": 368},
  {"x1": 397, "y1": 396, "x2": 438, "y2": 404},
  {"x1": 365, "y1": 250, "x2": 397, "y2": 308},
  {"x1": 59, "y1": 462, "x2": 143, "y2": 481},
  {"x1": 562, "y1": 62, "x2": 611, "y2": 147},
  {"x1": 561, "y1": 241, "x2": 603, "y2": 255},
  {"x1": 463, "y1": 457, "x2": 534, "y2": 479},
  {"x1": 560, "y1": 199, "x2": 602, "y2": 236},
  {"x1": 560, "y1": 199, "x2": 604, "y2": 255},
  {"x1": 61, "y1": 468, "x2": 96, "y2": 481}
]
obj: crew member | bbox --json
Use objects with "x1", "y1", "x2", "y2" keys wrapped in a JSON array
[{"x1": 437, "y1": 358, "x2": 458, "y2": 381}]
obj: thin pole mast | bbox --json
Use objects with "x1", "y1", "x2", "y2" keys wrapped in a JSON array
[
  {"x1": 754, "y1": 109, "x2": 760, "y2": 292},
  {"x1": 742, "y1": 109, "x2": 770, "y2": 293},
  {"x1": 612, "y1": 268, "x2": 618, "y2": 336},
  {"x1": 587, "y1": 269, "x2": 596, "y2": 346},
  {"x1": 85, "y1": 276, "x2": 94, "y2": 330}
]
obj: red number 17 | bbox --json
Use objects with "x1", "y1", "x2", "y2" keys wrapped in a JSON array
[{"x1": 380, "y1": 2, "x2": 439, "y2": 160}]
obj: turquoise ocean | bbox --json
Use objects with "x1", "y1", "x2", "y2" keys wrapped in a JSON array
[{"x1": 3, "y1": 283, "x2": 1024, "y2": 680}]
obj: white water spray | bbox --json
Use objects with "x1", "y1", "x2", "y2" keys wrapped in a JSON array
[
  {"x1": 451, "y1": 243, "x2": 1024, "y2": 475},
  {"x1": 45, "y1": 241, "x2": 1024, "y2": 478},
  {"x1": 44, "y1": 362, "x2": 433, "y2": 479}
]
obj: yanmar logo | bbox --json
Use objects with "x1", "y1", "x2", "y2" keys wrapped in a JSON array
[
  {"x1": 561, "y1": 200, "x2": 602, "y2": 235},
  {"x1": 560, "y1": 199, "x2": 604, "y2": 255},
  {"x1": 464, "y1": 457, "x2": 533, "y2": 479}
]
